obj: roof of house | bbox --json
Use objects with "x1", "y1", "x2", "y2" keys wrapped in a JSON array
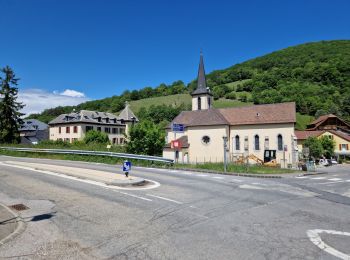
[
  {"x1": 168, "y1": 102, "x2": 296, "y2": 128},
  {"x1": 295, "y1": 129, "x2": 350, "y2": 142},
  {"x1": 48, "y1": 110, "x2": 121, "y2": 125},
  {"x1": 118, "y1": 103, "x2": 139, "y2": 122},
  {"x1": 294, "y1": 130, "x2": 324, "y2": 140},
  {"x1": 164, "y1": 135, "x2": 189, "y2": 148},
  {"x1": 306, "y1": 114, "x2": 350, "y2": 130},
  {"x1": 20, "y1": 119, "x2": 48, "y2": 131},
  {"x1": 328, "y1": 130, "x2": 350, "y2": 142}
]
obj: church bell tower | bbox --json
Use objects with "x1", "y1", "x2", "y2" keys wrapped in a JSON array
[{"x1": 191, "y1": 52, "x2": 213, "y2": 111}]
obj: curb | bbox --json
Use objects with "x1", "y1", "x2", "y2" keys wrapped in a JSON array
[
  {"x1": 0, "y1": 202, "x2": 26, "y2": 247},
  {"x1": 107, "y1": 177, "x2": 146, "y2": 187}
]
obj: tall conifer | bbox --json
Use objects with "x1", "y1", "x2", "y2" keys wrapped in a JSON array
[{"x1": 0, "y1": 66, "x2": 24, "y2": 143}]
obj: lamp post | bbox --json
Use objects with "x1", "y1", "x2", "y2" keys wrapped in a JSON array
[{"x1": 222, "y1": 136, "x2": 228, "y2": 172}]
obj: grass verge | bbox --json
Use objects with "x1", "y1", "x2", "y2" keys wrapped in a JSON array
[
  {"x1": 0, "y1": 150, "x2": 296, "y2": 174},
  {"x1": 174, "y1": 162, "x2": 296, "y2": 174}
]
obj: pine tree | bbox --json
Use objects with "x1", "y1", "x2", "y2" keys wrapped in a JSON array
[{"x1": 0, "y1": 66, "x2": 24, "y2": 143}]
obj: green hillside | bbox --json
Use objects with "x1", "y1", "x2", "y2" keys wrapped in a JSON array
[{"x1": 27, "y1": 40, "x2": 350, "y2": 127}]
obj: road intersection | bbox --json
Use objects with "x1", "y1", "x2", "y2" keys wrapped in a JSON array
[{"x1": 0, "y1": 156, "x2": 349, "y2": 259}]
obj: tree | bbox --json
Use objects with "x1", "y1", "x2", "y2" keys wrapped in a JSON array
[
  {"x1": 304, "y1": 137, "x2": 324, "y2": 159},
  {"x1": 83, "y1": 130, "x2": 110, "y2": 144},
  {"x1": 126, "y1": 120, "x2": 165, "y2": 156},
  {"x1": 0, "y1": 66, "x2": 24, "y2": 143},
  {"x1": 319, "y1": 136, "x2": 335, "y2": 158}
]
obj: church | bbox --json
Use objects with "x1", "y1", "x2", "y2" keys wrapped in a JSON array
[{"x1": 163, "y1": 53, "x2": 298, "y2": 167}]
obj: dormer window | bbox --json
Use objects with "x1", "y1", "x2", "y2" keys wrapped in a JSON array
[
  {"x1": 106, "y1": 118, "x2": 109, "y2": 123},
  {"x1": 98, "y1": 117, "x2": 101, "y2": 122}
]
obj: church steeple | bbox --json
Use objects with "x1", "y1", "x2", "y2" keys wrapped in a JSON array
[{"x1": 191, "y1": 52, "x2": 213, "y2": 111}]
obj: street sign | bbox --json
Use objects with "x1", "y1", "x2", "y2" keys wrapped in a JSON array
[
  {"x1": 172, "y1": 123, "x2": 185, "y2": 133},
  {"x1": 123, "y1": 161, "x2": 131, "y2": 172}
]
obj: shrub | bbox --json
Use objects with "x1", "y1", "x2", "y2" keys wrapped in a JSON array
[{"x1": 83, "y1": 130, "x2": 110, "y2": 144}]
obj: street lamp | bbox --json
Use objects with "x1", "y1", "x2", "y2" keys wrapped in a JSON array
[{"x1": 222, "y1": 136, "x2": 228, "y2": 172}]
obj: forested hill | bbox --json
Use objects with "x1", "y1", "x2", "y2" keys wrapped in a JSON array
[{"x1": 28, "y1": 40, "x2": 350, "y2": 123}]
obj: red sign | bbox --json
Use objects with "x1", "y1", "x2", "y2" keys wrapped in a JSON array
[{"x1": 171, "y1": 140, "x2": 182, "y2": 149}]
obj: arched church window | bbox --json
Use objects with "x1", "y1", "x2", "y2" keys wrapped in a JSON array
[{"x1": 198, "y1": 97, "x2": 201, "y2": 110}]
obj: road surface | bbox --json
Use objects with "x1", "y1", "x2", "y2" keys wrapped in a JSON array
[{"x1": 0, "y1": 156, "x2": 349, "y2": 259}]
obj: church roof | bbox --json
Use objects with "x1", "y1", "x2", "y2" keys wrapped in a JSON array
[
  {"x1": 170, "y1": 109, "x2": 229, "y2": 127},
  {"x1": 219, "y1": 102, "x2": 296, "y2": 125},
  {"x1": 168, "y1": 102, "x2": 296, "y2": 128},
  {"x1": 191, "y1": 52, "x2": 212, "y2": 96}
]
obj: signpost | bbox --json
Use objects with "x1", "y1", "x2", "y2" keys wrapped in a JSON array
[
  {"x1": 123, "y1": 160, "x2": 131, "y2": 177},
  {"x1": 171, "y1": 123, "x2": 185, "y2": 163}
]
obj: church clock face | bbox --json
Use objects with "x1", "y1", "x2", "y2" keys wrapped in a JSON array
[{"x1": 201, "y1": 135, "x2": 210, "y2": 145}]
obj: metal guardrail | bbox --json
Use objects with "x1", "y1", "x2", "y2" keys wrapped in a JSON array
[{"x1": 0, "y1": 147, "x2": 174, "y2": 164}]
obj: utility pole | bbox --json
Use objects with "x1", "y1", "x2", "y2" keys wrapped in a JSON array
[{"x1": 223, "y1": 136, "x2": 228, "y2": 172}]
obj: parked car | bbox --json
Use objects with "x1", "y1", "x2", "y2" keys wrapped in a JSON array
[{"x1": 319, "y1": 159, "x2": 329, "y2": 166}]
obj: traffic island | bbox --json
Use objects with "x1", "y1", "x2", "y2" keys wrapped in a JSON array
[{"x1": 2, "y1": 161, "x2": 148, "y2": 187}]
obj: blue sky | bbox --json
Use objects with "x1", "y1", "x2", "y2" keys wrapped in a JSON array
[{"x1": 1, "y1": 0, "x2": 350, "y2": 114}]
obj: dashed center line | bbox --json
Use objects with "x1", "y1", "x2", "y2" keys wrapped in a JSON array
[
  {"x1": 311, "y1": 177, "x2": 326, "y2": 180},
  {"x1": 212, "y1": 176, "x2": 224, "y2": 179},
  {"x1": 146, "y1": 194, "x2": 183, "y2": 204},
  {"x1": 328, "y1": 178, "x2": 342, "y2": 181},
  {"x1": 197, "y1": 174, "x2": 208, "y2": 177}
]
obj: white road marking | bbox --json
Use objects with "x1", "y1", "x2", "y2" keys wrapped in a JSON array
[
  {"x1": 311, "y1": 177, "x2": 327, "y2": 180},
  {"x1": 0, "y1": 162, "x2": 160, "y2": 194},
  {"x1": 346, "y1": 180, "x2": 350, "y2": 182},
  {"x1": 212, "y1": 176, "x2": 224, "y2": 179},
  {"x1": 328, "y1": 178, "x2": 342, "y2": 181},
  {"x1": 146, "y1": 194, "x2": 183, "y2": 204},
  {"x1": 296, "y1": 176, "x2": 308, "y2": 179},
  {"x1": 112, "y1": 190, "x2": 153, "y2": 201},
  {"x1": 197, "y1": 174, "x2": 208, "y2": 177},
  {"x1": 307, "y1": 229, "x2": 350, "y2": 259},
  {"x1": 239, "y1": 184, "x2": 264, "y2": 190}
]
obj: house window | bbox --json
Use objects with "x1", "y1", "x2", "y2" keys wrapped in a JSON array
[
  {"x1": 277, "y1": 134, "x2": 283, "y2": 151},
  {"x1": 106, "y1": 118, "x2": 109, "y2": 123},
  {"x1": 198, "y1": 97, "x2": 201, "y2": 110},
  {"x1": 244, "y1": 136, "x2": 249, "y2": 151},
  {"x1": 73, "y1": 126, "x2": 78, "y2": 133},
  {"x1": 66, "y1": 127, "x2": 70, "y2": 133},
  {"x1": 72, "y1": 138, "x2": 78, "y2": 142},
  {"x1": 59, "y1": 127, "x2": 61, "y2": 134},
  {"x1": 112, "y1": 138, "x2": 116, "y2": 144},
  {"x1": 208, "y1": 97, "x2": 211, "y2": 108},
  {"x1": 97, "y1": 127, "x2": 101, "y2": 132},
  {"x1": 254, "y1": 135, "x2": 260, "y2": 150},
  {"x1": 105, "y1": 127, "x2": 110, "y2": 133},
  {"x1": 340, "y1": 144, "x2": 349, "y2": 151},
  {"x1": 86, "y1": 126, "x2": 93, "y2": 132},
  {"x1": 264, "y1": 136, "x2": 269, "y2": 149},
  {"x1": 98, "y1": 117, "x2": 101, "y2": 122},
  {"x1": 235, "y1": 135, "x2": 240, "y2": 150},
  {"x1": 120, "y1": 128, "x2": 125, "y2": 135},
  {"x1": 65, "y1": 138, "x2": 70, "y2": 142},
  {"x1": 112, "y1": 128, "x2": 118, "y2": 134},
  {"x1": 201, "y1": 135, "x2": 210, "y2": 145},
  {"x1": 120, "y1": 138, "x2": 124, "y2": 144}
]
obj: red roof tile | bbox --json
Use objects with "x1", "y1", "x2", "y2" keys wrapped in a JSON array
[{"x1": 295, "y1": 130, "x2": 324, "y2": 140}]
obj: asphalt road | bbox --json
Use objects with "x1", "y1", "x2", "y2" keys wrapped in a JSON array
[{"x1": 0, "y1": 156, "x2": 349, "y2": 260}]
